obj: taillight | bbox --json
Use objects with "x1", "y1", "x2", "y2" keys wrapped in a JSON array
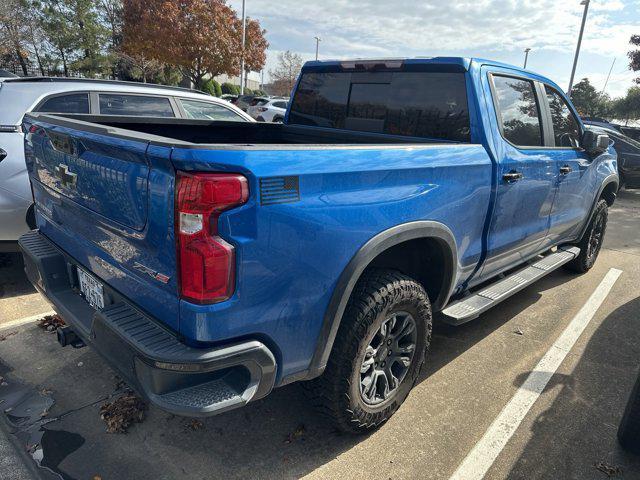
[{"x1": 176, "y1": 172, "x2": 249, "y2": 304}]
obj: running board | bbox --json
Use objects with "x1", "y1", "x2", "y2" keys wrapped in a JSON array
[{"x1": 441, "y1": 246, "x2": 580, "y2": 325}]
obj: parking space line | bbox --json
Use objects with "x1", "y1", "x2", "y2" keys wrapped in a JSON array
[
  {"x1": 449, "y1": 267, "x2": 623, "y2": 480},
  {"x1": 0, "y1": 310, "x2": 56, "y2": 331}
]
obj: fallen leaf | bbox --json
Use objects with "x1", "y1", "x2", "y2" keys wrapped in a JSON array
[
  {"x1": 594, "y1": 461, "x2": 622, "y2": 477},
  {"x1": 99, "y1": 391, "x2": 147, "y2": 434}
]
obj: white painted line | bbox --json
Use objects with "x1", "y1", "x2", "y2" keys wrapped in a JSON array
[
  {"x1": 449, "y1": 267, "x2": 623, "y2": 480},
  {"x1": 0, "y1": 310, "x2": 56, "y2": 331}
]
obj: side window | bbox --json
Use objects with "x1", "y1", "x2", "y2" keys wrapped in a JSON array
[
  {"x1": 273, "y1": 101, "x2": 288, "y2": 109},
  {"x1": 99, "y1": 94, "x2": 175, "y2": 117},
  {"x1": 35, "y1": 93, "x2": 90, "y2": 114},
  {"x1": 492, "y1": 76, "x2": 543, "y2": 147},
  {"x1": 545, "y1": 87, "x2": 581, "y2": 148},
  {"x1": 179, "y1": 99, "x2": 246, "y2": 121}
]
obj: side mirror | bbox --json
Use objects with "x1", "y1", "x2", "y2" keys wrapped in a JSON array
[{"x1": 582, "y1": 130, "x2": 610, "y2": 157}]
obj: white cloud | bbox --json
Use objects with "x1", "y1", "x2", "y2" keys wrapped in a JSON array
[{"x1": 230, "y1": 0, "x2": 639, "y2": 97}]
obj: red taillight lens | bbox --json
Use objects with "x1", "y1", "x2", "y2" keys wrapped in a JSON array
[{"x1": 176, "y1": 172, "x2": 249, "y2": 304}]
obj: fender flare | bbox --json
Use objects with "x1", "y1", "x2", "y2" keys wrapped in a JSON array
[
  {"x1": 305, "y1": 221, "x2": 458, "y2": 380},
  {"x1": 576, "y1": 173, "x2": 619, "y2": 241}
]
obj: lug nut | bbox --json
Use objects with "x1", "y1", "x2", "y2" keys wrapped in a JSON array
[
  {"x1": 388, "y1": 350, "x2": 392, "y2": 356},
  {"x1": 387, "y1": 339, "x2": 392, "y2": 345},
  {"x1": 381, "y1": 361, "x2": 386, "y2": 367}
]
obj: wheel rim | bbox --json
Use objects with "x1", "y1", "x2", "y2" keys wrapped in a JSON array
[
  {"x1": 359, "y1": 311, "x2": 417, "y2": 405},
  {"x1": 586, "y1": 211, "x2": 605, "y2": 265}
]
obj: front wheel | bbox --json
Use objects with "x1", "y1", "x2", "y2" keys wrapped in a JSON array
[
  {"x1": 565, "y1": 199, "x2": 608, "y2": 273},
  {"x1": 306, "y1": 269, "x2": 432, "y2": 433}
]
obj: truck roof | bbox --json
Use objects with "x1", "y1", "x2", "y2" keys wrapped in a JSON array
[{"x1": 301, "y1": 56, "x2": 564, "y2": 94}]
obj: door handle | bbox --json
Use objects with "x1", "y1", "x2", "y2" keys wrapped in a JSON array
[
  {"x1": 0, "y1": 149, "x2": 6, "y2": 163},
  {"x1": 502, "y1": 171, "x2": 524, "y2": 183},
  {"x1": 559, "y1": 165, "x2": 572, "y2": 175}
]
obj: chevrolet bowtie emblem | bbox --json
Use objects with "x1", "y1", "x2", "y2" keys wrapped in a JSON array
[{"x1": 55, "y1": 164, "x2": 77, "y2": 189}]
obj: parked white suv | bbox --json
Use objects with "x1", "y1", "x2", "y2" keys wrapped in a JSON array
[
  {"x1": 247, "y1": 98, "x2": 288, "y2": 123},
  {"x1": 0, "y1": 77, "x2": 253, "y2": 251}
]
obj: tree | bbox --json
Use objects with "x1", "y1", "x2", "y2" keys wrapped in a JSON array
[
  {"x1": 570, "y1": 78, "x2": 611, "y2": 118},
  {"x1": 612, "y1": 86, "x2": 640, "y2": 125},
  {"x1": 122, "y1": 0, "x2": 266, "y2": 90},
  {"x1": 269, "y1": 50, "x2": 303, "y2": 96},
  {"x1": 37, "y1": 0, "x2": 111, "y2": 77},
  {"x1": 240, "y1": 18, "x2": 268, "y2": 89},
  {"x1": 0, "y1": 0, "x2": 32, "y2": 75},
  {"x1": 629, "y1": 35, "x2": 640, "y2": 84}
]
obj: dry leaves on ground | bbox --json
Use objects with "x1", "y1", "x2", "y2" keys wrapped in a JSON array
[
  {"x1": 99, "y1": 391, "x2": 147, "y2": 434},
  {"x1": 36, "y1": 314, "x2": 65, "y2": 332}
]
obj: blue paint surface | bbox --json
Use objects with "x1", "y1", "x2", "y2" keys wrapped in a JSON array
[{"x1": 23, "y1": 57, "x2": 617, "y2": 382}]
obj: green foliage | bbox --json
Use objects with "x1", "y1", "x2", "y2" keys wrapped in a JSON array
[
  {"x1": 243, "y1": 87, "x2": 254, "y2": 95},
  {"x1": 570, "y1": 78, "x2": 612, "y2": 118},
  {"x1": 629, "y1": 34, "x2": 640, "y2": 84},
  {"x1": 221, "y1": 82, "x2": 240, "y2": 95},
  {"x1": 612, "y1": 86, "x2": 640, "y2": 124},
  {"x1": 201, "y1": 79, "x2": 222, "y2": 96}
]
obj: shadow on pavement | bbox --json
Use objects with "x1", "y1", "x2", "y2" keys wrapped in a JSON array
[
  {"x1": 0, "y1": 253, "x2": 36, "y2": 300},
  {"x1": 504, "y1": 295, "x2": 640, "y2": 479}
]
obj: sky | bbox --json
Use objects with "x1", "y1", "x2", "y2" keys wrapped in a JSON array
[{"x1": 228, "y1": 0, "x2": 640, "y2": 98}]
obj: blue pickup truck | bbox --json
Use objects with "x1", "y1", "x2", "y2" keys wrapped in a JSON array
[{"x1": 19, "y1": 57, "x2": 617, "y2": 433}]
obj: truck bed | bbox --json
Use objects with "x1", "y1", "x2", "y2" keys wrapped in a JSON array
[{"x1": 49, "y1": 114, "x2": 450, "y2": 147}]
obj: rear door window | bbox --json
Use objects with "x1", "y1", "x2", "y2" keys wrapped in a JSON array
[
  {"x1": 289, "y1": 71, "x2": 470, "y2": 142},
  {"x1": 273, "y1": 101, "x2": 288, "y2": 109},
  {"x1": 99, "y1": 94, "x2": 175, "y2": 117},
  {"x1": 179, "y1": 99, "x2": 246, "y2": 121},
  {"x1": 545, "y1": 87, "x2": 581, "y2": 148},
  {"x1": 35, "y1": 93, "x2": 90, "y2": 114},
  {"x1": 492, "y1": 76, "x2": 543, "y2": 147}
]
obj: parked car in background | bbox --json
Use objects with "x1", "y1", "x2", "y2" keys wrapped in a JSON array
[
  {"x1": 620, "y1": 125, "x2": 640, "y2": 142},
  {"x1": 233, "y1": 94, "x2": 261, "y2": 112},
  {"x1": 20, "y1": 57, "x2": 617, "y2": 433},
  {"x1": 247, "y1": 98, "x2": 288, "y2": 122},
  {"x1": 220, "y1": 94, "x2": 238, "y2": 103},
  {"x1": 0, "y1": 77, "x2": 252, "y2": 251},
  {"x1": 585, "y1": 120, "x2": 640, "y2": 189},
  {"x1": 0, "y1": 70, "x2": 19, "y2": 78}
]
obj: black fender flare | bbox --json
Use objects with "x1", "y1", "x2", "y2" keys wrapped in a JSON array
[
  {"x1": 305, "y1": 221, "x2": 458, "y2": 381},
  {"x1": 576, "y1": 173, "x2": 619, "y2": 241}
]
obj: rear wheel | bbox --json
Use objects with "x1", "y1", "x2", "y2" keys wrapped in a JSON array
[
  {"x1": 565, "y1": 199, "x2": 608, "y2": 273},
  {"x1": 306, "y1": 269, "x2": 432, "y2": 433}
]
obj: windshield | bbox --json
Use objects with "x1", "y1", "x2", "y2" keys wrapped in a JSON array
[{"x1": 289, "y1": 70, "x2": 470, "y2": 142}]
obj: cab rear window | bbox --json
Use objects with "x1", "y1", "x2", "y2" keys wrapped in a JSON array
[{"x1": 288, "y1": 71, "x2": 470, "y2": 142}]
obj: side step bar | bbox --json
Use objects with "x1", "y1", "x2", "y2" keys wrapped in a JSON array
[{"x1": 441, "y1": 246, "x2": 580, "y2": 325}]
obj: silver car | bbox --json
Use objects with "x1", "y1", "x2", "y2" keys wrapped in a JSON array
[{"x1": 0, "y1": 78, "x2": 253, "y2": 251}]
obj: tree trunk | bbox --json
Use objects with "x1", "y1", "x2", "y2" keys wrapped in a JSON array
[
  {"x1": 60, "y1": 49, "x2": 69, "y2": 76},
  {"x1": 15, "y1": 47, "x2": 28, "y2": 76}
]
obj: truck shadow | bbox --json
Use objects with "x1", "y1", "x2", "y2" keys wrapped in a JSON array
[
  {"x1": 502, "y1": 295, "x2": 640, "y2": 479},
  {"x1": 0, "y1": 252, "x2": 37, "y2": 300},
  {"x1": 52, "y1": 268, "x2": 580, "y2": 480}
]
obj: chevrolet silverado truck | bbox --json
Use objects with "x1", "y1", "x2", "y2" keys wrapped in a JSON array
[{"x1": 19, "y1": 57, "x2": 618, "y2": 433}]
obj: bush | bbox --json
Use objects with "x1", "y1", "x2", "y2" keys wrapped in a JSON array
[
  {"x1": 201, "y1": 79, "x2": 222, "y2": 97},
  {"x1": 221, "y1": 82, "x2": 240, "y2": 95}
]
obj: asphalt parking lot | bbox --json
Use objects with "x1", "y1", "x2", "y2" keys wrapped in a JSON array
[{"x1": 1, "y1": 190, "x2": 640, "y2": 480}]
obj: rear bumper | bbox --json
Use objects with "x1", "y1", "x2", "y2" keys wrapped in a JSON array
[{"x1": 18, "y1": 230, "x2": 277, "y2": 417}]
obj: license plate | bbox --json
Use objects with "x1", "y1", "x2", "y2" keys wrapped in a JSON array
[{"x1": 77, "y1": 267, "x2": 105, "y2": 310}]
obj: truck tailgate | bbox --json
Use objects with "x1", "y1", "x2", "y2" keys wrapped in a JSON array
[{"x1": 23, "y1": 115, "x2": 180, "y2": 332}]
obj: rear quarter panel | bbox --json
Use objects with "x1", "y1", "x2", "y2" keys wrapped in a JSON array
[{"x1": 171, "y1": 144, "x2": 492, "y2": 379}]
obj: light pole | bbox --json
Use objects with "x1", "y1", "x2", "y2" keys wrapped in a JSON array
[
  {"x1": 314, "y1": 36, "x2": 321, "y2": 61},
  {"x1": 240, "y1": 0, "x2": 247, "y2": 95},
  {"x1": 568, "y1": 0, "x2": 590, "y2": 96},
  {"x1": 523, "y1": 48, "x2": 531, "y2": 69}
]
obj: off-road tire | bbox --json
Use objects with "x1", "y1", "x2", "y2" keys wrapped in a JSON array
[
  {"x1": 565, "y1": 199, "x2": 608, "y2": 273},
  {"x1": 305, "y1": 269, "x2": 432, "y2": 434},
  {"x1": 618, "y1": 370, "x2": 640, "y2": 454}
]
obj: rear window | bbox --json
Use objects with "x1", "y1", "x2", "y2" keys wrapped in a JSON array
[
  {"x1": 288, "y1": 71, "x2": 470, "y2": 142},
  {"x1": 99, "y1": 94, "x2": 175, "y2": 117}
]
